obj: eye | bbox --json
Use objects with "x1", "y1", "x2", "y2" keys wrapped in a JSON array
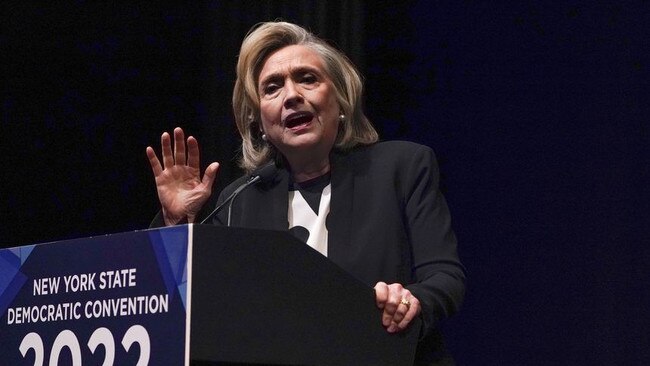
[
  {"x1": 301, "y1": 73, "x2": 317, "y2": 84},
  {"x1": 262, "y1": 82, "x2": 280, "y2": 96}
]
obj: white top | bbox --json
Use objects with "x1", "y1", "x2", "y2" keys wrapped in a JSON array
[{"x1": 288, "y1": 183, "x2": 331, "y2": 256}]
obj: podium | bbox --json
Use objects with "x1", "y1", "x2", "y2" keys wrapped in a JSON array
[{"x1": 1, "y1": 225, "x2": 419, "y2": 365}]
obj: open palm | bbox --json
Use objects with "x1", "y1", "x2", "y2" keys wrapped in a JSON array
[{"x1": 146, "y1": 127, "x2": 219, "y2": 225}]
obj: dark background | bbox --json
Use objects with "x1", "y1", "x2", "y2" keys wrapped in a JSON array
[{"x1": 2, "y1": 1, "x2": 648, "y2": 365}]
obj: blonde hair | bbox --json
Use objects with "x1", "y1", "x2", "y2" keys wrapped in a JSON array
[{"x1": 232, "y1": 21, "x2": 378, "y2": 172}]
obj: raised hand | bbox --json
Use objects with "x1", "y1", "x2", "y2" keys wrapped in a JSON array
[{"x1": 146, "y1": 127, "x2": 220, "y2": 225}]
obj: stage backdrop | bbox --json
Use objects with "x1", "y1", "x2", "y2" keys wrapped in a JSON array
[{"x1": 2, "y1": 2, "x2": 648, "y2": 365}]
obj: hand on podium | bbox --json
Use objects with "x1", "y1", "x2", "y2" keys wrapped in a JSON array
[
  {"x1": 374, "y1": 281, "x2": 422, "y2": 334},
  {"x1": 146, "y1": 127, "x2": 220, "y2": 226}
]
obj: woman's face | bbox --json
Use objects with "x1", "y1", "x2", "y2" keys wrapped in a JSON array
[{"x1": 257, "y1": 45, "x2": 340, "y2": 167}]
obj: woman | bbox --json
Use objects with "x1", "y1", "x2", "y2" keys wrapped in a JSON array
[{"x1": 147, "y1": 21, "x2": 465, "y2": 365}]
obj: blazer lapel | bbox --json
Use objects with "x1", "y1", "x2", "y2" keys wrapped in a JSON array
[{"x1": 328, "y1": 151, "x2": 355, "y2": 263}]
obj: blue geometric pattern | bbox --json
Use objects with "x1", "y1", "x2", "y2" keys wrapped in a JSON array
[
  {"x1": 0, "y1": 245, "x2": 33, "y2": 319},
  {"x1": 148, "y1": 226, "x2": 189, "y2": 310},
  {"x1": 10, "y1": 245, "x2": 36, "y2": 265}
]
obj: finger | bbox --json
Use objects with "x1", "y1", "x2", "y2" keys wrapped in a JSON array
[
  {"x1": 382, "y1": 284, "x2": 405, "y2": 327},
  {"x1": 389, "y1": 294, "x2": 414, "y2": 327},
  {"x1": 391, "y1": 302, "x2": 408, "y2": 325},
  {"x1": 201, "y1": 162, "x2": 220, "y2": 190},
  {"x1": 174, "y1": 127, "x2": 186, "y2": 165},
  {"x1": 374, "y1": 282, "x2": 389, "y2": 309},
  {"x1": 146, "y1": 146, "x2": 163, "y2": 177},
  {"x1": 161, "y1": 132, "x2": 174, "y2": 168},
  {"x1": 396, "y1": 297, "x2": 421, "y2": 331},
  {"x1": 382, "y1": 303, "x2": 400, "y2": 327},
  {"x1": 186, "y1": 136, "x2": 200, "y2": 170},
  {"x1": 384, "y1": 284, "x2": 403, "y2": 316}
]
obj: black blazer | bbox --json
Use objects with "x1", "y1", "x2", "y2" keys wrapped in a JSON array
[{"x1": 212, "y1": 141, "x2": 465, "y2": 364}]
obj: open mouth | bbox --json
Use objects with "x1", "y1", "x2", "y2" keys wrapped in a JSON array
[{"x1": 283, "y1": 111, "x2": 314, "y2": 129}]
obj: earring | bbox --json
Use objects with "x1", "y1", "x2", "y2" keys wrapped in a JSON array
[
  {"x1": 261, "y1": 133, "x2": 268, "y2": 141},
  {"x1": 339, "y1": 113, "x2": 346, "y2": 123}
]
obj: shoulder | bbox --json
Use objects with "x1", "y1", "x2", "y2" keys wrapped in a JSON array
[
  {"x1": 332, "y1": 141, "x2": 438, "y2": 184},
  {"x1": 342, "y1": 141, "x2": 436, "y2": 165},
  {"x1": 372, "y1": 140, "x2": 432, "y2": 154},
  {"x1": 219, "y1": 165, "x2": 288, "y2": 202},
  {"x1": 217, "y1": 174, "x2": 250, "y2": 204},
  {"x1": 221, "y1": 174, "x2": 248, "y2": 195}
]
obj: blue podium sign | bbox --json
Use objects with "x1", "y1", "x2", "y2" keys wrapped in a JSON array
[
  {"x1": 3, "y1": 224, "x2": 422, "y2": 365},
  {"x1": 1, "y1": 226, "x2": 191, "y2": 365}
]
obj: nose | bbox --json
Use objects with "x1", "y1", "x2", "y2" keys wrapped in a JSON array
[{"x1": 283, "y1": 80, "x2": 303, "y2": 109}]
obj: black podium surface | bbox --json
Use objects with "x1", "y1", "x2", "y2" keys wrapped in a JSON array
[{"x1": 189, "y1": 225, "x2": 419, "y2": 366}]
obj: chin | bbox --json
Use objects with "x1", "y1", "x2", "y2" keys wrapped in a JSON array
[{"x1": 282, "y1": 133, "x2": 320, "y2": 146}]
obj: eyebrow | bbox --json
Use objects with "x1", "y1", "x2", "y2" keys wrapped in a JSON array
[{"x1": 258, "y1": 66, "x2": 322, "y2": 88}]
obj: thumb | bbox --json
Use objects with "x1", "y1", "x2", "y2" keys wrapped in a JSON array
[{"x1": 201, "y1": 162, "x2": 220, "y2": 189}]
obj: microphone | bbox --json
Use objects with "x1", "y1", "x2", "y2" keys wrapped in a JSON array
[{"x1": 200, "y1": 163, "x2": 277, "y2": 226}]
